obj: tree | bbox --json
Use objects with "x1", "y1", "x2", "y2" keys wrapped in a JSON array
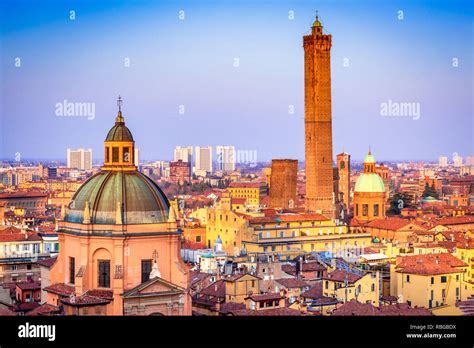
[
  {"x1": 422, "y1": 182, "x2": 438, "y2": 199},
  {"x1": 387, "y1": 192, "x2": 415, "y2": 215}
]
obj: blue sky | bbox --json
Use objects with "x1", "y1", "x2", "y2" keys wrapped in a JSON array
[{"x1": 0, "y1": 0, "x2": 472, "y2": 162}]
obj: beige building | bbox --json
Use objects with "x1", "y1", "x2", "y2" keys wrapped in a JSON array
[{"x1": 390, "y1": 253, "x2": 467, "y2": 311}]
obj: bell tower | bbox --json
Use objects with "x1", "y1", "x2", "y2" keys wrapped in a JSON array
[{"x1": 303, "y1": 13, "x2": 334, "y2": 216}]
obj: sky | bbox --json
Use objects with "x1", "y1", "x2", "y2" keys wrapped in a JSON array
[{"x1": 0, "y1": 0, "x2": 472, "y2": 163}]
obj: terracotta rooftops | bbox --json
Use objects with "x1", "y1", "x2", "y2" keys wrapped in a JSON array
[
  {"x1": 43, "y1": 283, "x2": 75, "y2": 296},
  {"x1": 247, "y1": 213, "x2": 330, "y2": 224},
  {"x1": 16, "y1": 281, "x2": 41, "y2": 290},
  {"x1": 323, "y1": 270, "x2": 363, "y2": 284},
  {"x1": 365, "y1": 217, "x2": 425, "y2": 231},
  {"x1": 332, "y1": 300, "x2": 432, "y2": 316},
  {"x1": 25, "y1": 303, "x2": 61, "y2": 316},
  {"x1": 61, "y1": 294, "x2": 110, "y2": 307},
  {"x1": 246, "y1": 293, "x2": 282, "y2": 302},
  {"x1": 0, "y1": 226, "x2": 43, "y2": 243},
  {"x1": 274, "y1": 278, "x2": 309, "y2": 289},
  {"x1": 282, "y1": 261, "x2": 326, "y2": 276},
  {"x1": 228, "y1": 182, "x2": 262, "y2": 189},
  {"x1": 435, "y1": 215, "x2": 474, "y2": 226},
  {"x1": 200, "y1": 280, "x2": 226, "y2": 298},
  {"x1": 36, "y1": 257, "x2": 57, "y2": 268},
  {"x1": 395, "y1": 253, "x2": 467, "y2": 276}
]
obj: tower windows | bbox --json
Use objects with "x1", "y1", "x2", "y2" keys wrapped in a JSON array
[
  {"x1": 123, "y1": 147, "x2": 130, "y2": 163},
  {"x1": 374, "y1": 204, "x2": 379, "y2": 217},
  {"x1": 105, "y1": 147, "x2": 110, "y2": 163},
  {"x1": 112, "y1": 147, "x2": 119, "y2": 163},
  {"x1": 362, "y1": 204, "x2": 368, "y2": 217}
]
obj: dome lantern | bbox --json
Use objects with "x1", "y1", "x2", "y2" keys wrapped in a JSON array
[{"x1": 102, "y1": 96, "x2": 136, "y2": 171}]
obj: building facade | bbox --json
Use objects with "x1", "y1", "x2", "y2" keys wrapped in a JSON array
[
  {"x1": 195, "y1": 146, "x2": 213, "y2": 174},
  {"x1": 216, "y1": 146, "x2": 236, "y2": 172}
]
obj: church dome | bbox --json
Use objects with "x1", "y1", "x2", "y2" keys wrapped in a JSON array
[
  {"x1": 364, "y1": 152, "x2": 376, "y2": 163},
  {"x1": 65, "y1": 96, "x2": 170, "y2": 225},
  {"x1": 64, "y1": 171, "x2": 170, "y2": 224},
  {"x1": 105, "y1": 111, "x2": 134, "y2": 142},
  {"x1": 354, "y1": 173, "x2": 385, "y2": 193},
  {"x1": 354, "y1": 149, "x2": 385, "y2": 193}
]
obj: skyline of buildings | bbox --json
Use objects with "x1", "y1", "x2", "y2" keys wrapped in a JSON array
[{"x1": 0, "y1": 1, "x2": 472, "y2": 332}]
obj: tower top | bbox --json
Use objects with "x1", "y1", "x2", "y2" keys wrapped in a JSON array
[
  {"x1": 116, "y1": 95, "x2": 124, "y2": 124},
  {"x1": 312, "y1": 11, "x2": 322, "y2": 27}
]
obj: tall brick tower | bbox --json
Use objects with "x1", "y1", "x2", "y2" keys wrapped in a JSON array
[
  {"x1": 336, "y1": 152, "x2": 351, "y2": 213},
  {"x1": 269, "y1": 159, "x2": 298, "y2": 209},
  {"x1": 303, "y1": 13, "x2": 334, "y2": 216}
]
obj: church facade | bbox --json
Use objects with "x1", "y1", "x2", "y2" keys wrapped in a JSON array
[{"x1": 44, "y1": 98, "x2": 191, "y2": 315}]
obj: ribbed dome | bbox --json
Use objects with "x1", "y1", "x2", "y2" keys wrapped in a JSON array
[
  {"x1": 64, "y1": 171, "x2": 170, "y2": 224},
  {"x1": 364, "y1": 153, "x2": 376, "y2": 163},
  {"x1": 105, "y1": 123, "x2": 134, "y2": 142},
  {"x1": 354, "y1": 173, "x2": 385, "y2": 193}
]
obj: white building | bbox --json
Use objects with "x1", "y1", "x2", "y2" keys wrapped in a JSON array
[
  {"x1": 465, "y1": 156, "x2": 474, "y2": 166},
  {"x1": 195, "y1": 146, "x2": 212, "y2": 174},
  {"x1": 453, "y1": 154, "x2": 463, "y2": 167},
  {"x1": 216, "y1": 146, "x2": 236, "y2": 171},
  {"x1": 438, "y1": 156, "x2": 448, "y2": 168},
  {"x1": 134, "y1": 148, "x2": 140, "y2": 167},
  {"x1": 67, "y1": 148, "x2": 92, "y2": 170},
  {"x1": 174, "y1": 146, "x2": 193, "y2": 163}
]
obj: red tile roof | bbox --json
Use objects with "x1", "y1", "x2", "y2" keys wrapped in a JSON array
[
  {"x1": 61, "y1": 294, "x2": 110, "y2": 307},
  {"x1": 228, "y1": 182, "x2": 262, "y2": 189},
  {"x1": 16, "y1": 281, "x2": 41, "y2": 290},
  {"x1": 219, "y1": 302, "x2": 246, "y2": 314},
  {"x1": 25, "y1": 303, "x2": 61, "y2": 316},
  {"x1": 323, "y1": 270, "x2": 363, "y2": 284},
  {"x1": 275, "y1": 278, "x2": 309, "y2": 289},
  {"x1": 435, "y1": 215, "x2": 474, "y2": 226},
  {"x1": 37, "y1": 257, "x2": 57, "y2": 268},
  {"x1": 0, "y1": 307, "x2": 15, "y2": 316},
  {"x1": 230, "y1": 307, "x2": 303, "y2": 316},
  {"x1": 332, "y1": 300, "x2": 432, "y2": 316},
  {"x1": 0, "y1": 226, "x2": 43, "y2": 242},
  {"x1": 301, "y1": 283, "x2": 323, "y2": 299},
  {"x1": 84, "y1": 289, "x2": 113, "y2": 300},
  {"x1": 395, "y1": 253, "x2": 467, "y2": 276},
  {"x1": 247, "y1": 213, "x2": 330, "y2": 224},
  {"x1": 0, "y1": 192, "x2": 47, "y2": 199},
  {"x1": 200, "y1": 280, "x2": 226, "y2": 298},
  {"x1": 43, "y1": 283, "x2": 75, "y2": 296},
  {"x1": 246, "y1": 293, "x2": 282, "y2": 302},
  {"x1": 366, "y1": 217, "x2": 425, "y2": 231}
]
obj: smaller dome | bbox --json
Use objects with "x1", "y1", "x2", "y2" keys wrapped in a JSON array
[
  {"x1": 105, "y1": 111, "x2": 134, "y2": 142},
  {"x1": 354, "y1": 173, "x2": 385, "y2": 193},
  {"x1": 313, "y1": 19, "x2": 322, "y2": 27},
  {"x1": 364, "y1": 153, "x2": 376, "y2": 163}
]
